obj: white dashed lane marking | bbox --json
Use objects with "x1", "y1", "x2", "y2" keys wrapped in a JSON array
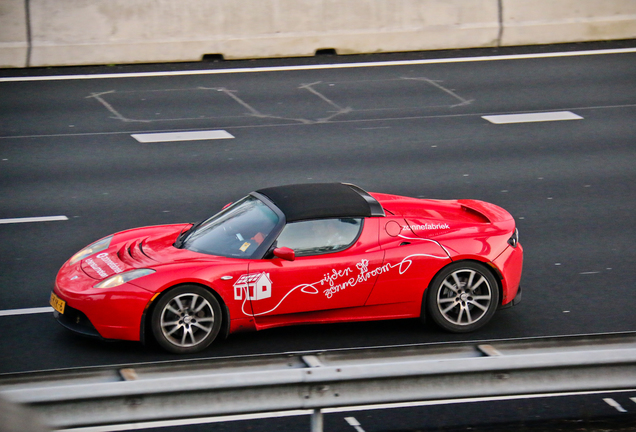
[
  {"x1": 131, "y1": 130, "x2": 234, "y2": 143},
  {"x1": 345, "y1": 417, "x2": 366, "y2": 432},
  {"x1": 482, "y1": 111, "x2": 583, "y2": 124},
  {"x1": 0, "y1": 307, "x2": 53, "y2": 317},
  {"x1": 604, "y1": 398, "x2": 628, "y2": 413},
  {"x1": 0, "y1": 215, "x2": 68, "y2": 224}
]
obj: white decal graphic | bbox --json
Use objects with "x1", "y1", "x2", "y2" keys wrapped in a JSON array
[
  {"x1": 234, "y1": 272, "x2": 272, "y2": 301},
  {"x1": 240, "y1": 253, "x2": 447, "y2": 317},
  {"x1": 395, "y1": 233, "x2": 453, "y2": 258},
  {"x1": 323, "y1": 260, "x2": 392, "y2": 299},
  {"x1": 96, "y1": 253, "x2": 124, "y2": 274},
  {"x1": 321, "y1": 267, "x2": 353, "y2": 288},
  {"x1": 85, "y1": 258, "x2": 108, "y2": 278},
  {"x1": 404, "y1": 223, "x2": 450, "y2": 230}
]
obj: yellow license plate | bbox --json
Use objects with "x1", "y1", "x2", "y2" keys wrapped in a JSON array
[{"x1": 50, "y1": 292, "x2": 66, "y2": 314}]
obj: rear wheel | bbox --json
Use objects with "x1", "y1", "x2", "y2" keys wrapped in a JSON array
[
  {"x1": 426, "y1": 262, "x2": 499, "y2": 333},
  {"x1": 151, "y1": 285, "x2": 222, "y2": 354}
]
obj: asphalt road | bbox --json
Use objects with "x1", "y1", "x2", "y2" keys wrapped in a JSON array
[{"x1": 1, "y1": 42, "x2": 635, "y2": 430}]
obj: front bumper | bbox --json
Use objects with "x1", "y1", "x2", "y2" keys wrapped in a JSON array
[
  {"x1": 53, "y1": 263, "x2": 155, "y2": 342},
  {"x1": 53, "y1": 304, "x2": 101, "y2": 338}
]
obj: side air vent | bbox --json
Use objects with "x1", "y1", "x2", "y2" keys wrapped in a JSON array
[
  {"x1": 460, "y1": 205, "x2": 491, "y2": 223},
  {"x1": 138, "y1": 241, "x2": 153, "y2": 259}
]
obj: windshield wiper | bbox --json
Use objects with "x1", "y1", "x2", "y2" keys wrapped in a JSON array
[{"x1": 174, "y1": 220, "x2": 204, "y2": 248}]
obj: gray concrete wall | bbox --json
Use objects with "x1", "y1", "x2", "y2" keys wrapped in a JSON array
[
  {"x1": 1, "y1": 0, "x2": 635, "y2": 68},
  {"x1": 501, "y1": 0, "x2": 636, "y2": 46},
  {"x1": 0, "y1": 0, "x2": 29, "y2": 67}
]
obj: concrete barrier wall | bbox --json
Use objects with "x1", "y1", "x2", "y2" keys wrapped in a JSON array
[
  {"x1": 501, "y1": 0, "x2": 636, "y2": 46},
  {"x1": 0, "y1": 0, "x2": 28, "y2": 67},
  {"x1": 7, "y1": 0, "x2": 501, "y2": 67},
  {"x1": 1, "y1": 0, "x2": 635, "y2": 68}
]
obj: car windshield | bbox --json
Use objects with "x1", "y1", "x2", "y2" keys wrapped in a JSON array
[{"x1": 183, "y1": 196, "x2": 279, "y2": 258}]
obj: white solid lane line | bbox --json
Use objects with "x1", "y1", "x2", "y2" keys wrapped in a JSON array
[
  {"x1": 2, "y1": 48, "x2": 636, "y2": 83},
  {"x1": 0, "y1": 215, "x2": 69, "y2": 224},
  {"x1": 482, "y1": 111, "x2": 583, "y2": 124},
  {"x1": 0, "y1": 307, "x2": 53, "y2": 317},
  {"x1": 604, "y1": 398, "x2": 628, "y2": 413},
  {"x1": 131, "y1": 130, "x2": 235, "y2": 143}
]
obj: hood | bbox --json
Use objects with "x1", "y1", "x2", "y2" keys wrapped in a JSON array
[
  {"x1": 80, "y1": 224, "x2": 195, "y2": 280},
  {"x1": 80, "y1": 250, "x2": 131, "y2": 280}
]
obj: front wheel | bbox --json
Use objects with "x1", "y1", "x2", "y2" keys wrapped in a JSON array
[
  {"x1": 426, "y1": 262, "x2": 499, "y2": 333},
  {"x1": 151, "y1": 285, "x2": 222, "y2": 354}
]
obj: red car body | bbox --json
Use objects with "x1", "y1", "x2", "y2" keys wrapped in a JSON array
[{"x1": 52, "y1": 183, "x2": 522, "y2": 353}]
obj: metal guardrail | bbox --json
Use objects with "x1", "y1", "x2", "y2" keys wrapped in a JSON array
[{"x1": 1, "y1": 332, "x2": 635, "y2": 432}]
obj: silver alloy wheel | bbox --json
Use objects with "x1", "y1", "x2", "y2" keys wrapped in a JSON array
[
  {"x1": 436, "y1": 268, "x2": 493, "y2": 326},
  {"x1": 159, "y1": 293, "x2": 215, "y2": 348}
]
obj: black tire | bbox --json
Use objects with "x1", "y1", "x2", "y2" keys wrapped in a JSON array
[
  {"x1": 151, "y1": 285, "x2": 222, "y2": 354},
  {"x1": 426, "y1": 262, "x2": 499, "y2": 333}
]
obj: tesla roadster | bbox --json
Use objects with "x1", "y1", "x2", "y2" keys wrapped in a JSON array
[{"x1": 51, "y1": 183, "x2": 523, "y2": 353}]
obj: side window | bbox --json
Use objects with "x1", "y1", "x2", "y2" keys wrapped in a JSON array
[{"x1": 276, "y1": 218, "x2": 363, "y2": 256}]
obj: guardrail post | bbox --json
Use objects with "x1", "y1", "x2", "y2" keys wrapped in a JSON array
[{"x1": 310, "y1": 408, "x2": 323, "y2": 432}]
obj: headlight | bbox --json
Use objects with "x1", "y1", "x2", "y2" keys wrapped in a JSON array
[
  {"x1": 94, "y1": 269, "x2": 156, "y2": 289},
  {"x1": 69, "y1": 236, "x2": 113, "y2": 266}
]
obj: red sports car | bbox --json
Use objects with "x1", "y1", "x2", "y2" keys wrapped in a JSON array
[{"x1": 52, "y1": 183, "x2": 522, "y2": 353}]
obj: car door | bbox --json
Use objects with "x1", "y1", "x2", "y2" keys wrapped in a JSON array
[
  {"x1": 246, "y1": 218, "x2": 384, "y2": 323},
  {"x1": 364, "y1": 218, "x2": 452, "y2": 308}
]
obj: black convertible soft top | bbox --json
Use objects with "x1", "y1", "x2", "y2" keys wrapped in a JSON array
[{"x1": 255, "y1": 183, "x2": 385, "y2": 222}]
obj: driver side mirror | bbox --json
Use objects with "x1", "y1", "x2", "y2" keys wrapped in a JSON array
[{"x1": 273, "y1": 247, "x2": 295, "y2": 261}]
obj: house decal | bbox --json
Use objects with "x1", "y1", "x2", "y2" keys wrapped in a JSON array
[{"x1": 234, "y1": 272, "x2": 272, "y2": 301}]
